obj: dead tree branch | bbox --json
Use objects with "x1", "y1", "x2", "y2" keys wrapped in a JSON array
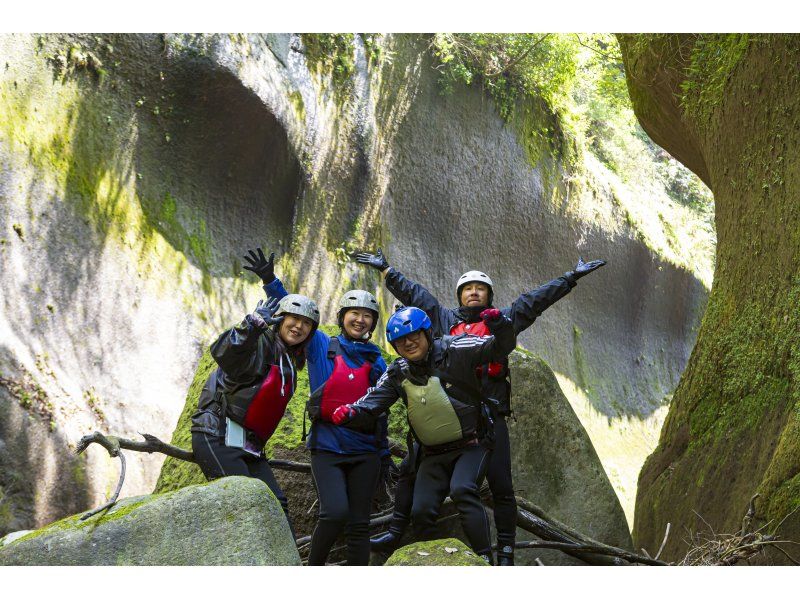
[{"x1": 80, "y1": 452, "x2": 126, "y2": 521}]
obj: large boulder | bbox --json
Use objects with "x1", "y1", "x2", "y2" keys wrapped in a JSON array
[
  {"x1": 384, "y1": 539, "x2": 488, "y2": 566},
  {"x1": 507, "y1": 350, "x2": 633, "y2": 564},
  {"x1": 618, "y1": 34, "x2": 800, "y2": 563},
  {"x1": 0, "y1": 476, "x2": 300, "y2": 565}
]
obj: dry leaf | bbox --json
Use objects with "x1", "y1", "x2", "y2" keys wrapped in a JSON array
[
  {"x1": 417, "y1": 551, "x2": 430, "y2": 556},
  {"x1": 444, "y1": 547, "x2": 458, "y2": 553}
]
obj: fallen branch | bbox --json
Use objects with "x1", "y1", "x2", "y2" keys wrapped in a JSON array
[
  {"x1": 80, "y1": 451, "x2": 126, "y2": 521},
  {"x1": 76, "y1": 431, "x2": 311, "y2": 471},
  {"x1": 678, "y1": 496, "x2": 799, "y2": 565}
]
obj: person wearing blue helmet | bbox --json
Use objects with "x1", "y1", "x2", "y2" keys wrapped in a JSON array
[{"x1": 330, "y1": 305, "x2": 516, "y2": 564}]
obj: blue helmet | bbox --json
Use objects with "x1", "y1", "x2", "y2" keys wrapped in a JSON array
[{"x1": 386, "y1": 307, "x2": 432, "y2": 343}]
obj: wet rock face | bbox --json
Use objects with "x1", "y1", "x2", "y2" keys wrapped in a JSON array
[
  {"x1": 0, "y1": 476, "x2": 300, "y2": 565},
  {"x1": 0, "y1": 33, "x2": 304, "y2": 530}
]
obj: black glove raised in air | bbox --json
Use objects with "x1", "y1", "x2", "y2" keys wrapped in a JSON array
[
  {"x1": 355, "y1": 248, "x2": 389, "y2": 272},
  {"x1": 567, "y1": 256, "x2": 606, "y2": 281},
  {"x1": 243, "y1": 247, "x2": 276, "y2": 284}
]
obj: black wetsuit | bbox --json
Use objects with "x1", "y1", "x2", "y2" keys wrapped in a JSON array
[{"x1": 349, "y1": 315, "x2": 516, "y2": 557}]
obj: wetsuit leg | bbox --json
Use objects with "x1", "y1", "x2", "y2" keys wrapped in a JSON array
[
  {"x1": 309, "y1": 451, "x2": 350, "y2": 566},
  {"x1": 450, "y1": 444, "x2": 492, "y2": 557},
  {"x1": 410, "y1": 451, "x2": 453, "y2": 540},
  {"x1": 388, "y1": 449, "x2": 417, "y2": 534},
  {"x1": 343, "y1": 452, "x2": 381, "y2": 565},
  {"x1": 191, "y1": 431, "x2": 251, "y2": 478},
  {"x1": 485, "y1": 416, "x2": 517, "y2": 550}
]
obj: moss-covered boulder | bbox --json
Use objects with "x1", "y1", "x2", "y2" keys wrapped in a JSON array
[
  {"x1": 0, "y1": 476, "x2": 299, "y2": 565},
  {"x1": 506, "y1": 350, "x2": 633, "y2": 564},
  {"x1": 384, "y1": 539, "x2": 488, "y2": 566},
  {"x1": 618, "y1": 34, "x2": 800, "y2": 563}
]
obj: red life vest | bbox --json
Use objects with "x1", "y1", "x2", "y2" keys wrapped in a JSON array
[
  {"x1": 450, "y1": 320, "x2": 504, "y2": 378},
  {"x1": 319, "y1": 355, "x2": 373, "y2": 422},
  {"x1": 242, "y1": 364, "x2": 294, "y2": 442}
]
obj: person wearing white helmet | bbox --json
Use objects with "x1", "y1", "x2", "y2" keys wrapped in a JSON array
[
  {"x1": 246, "y1": 247, "x2": 390, "y2": 566},
  {"x1": 190, "y1": 291, "x2": 320, "y2": 536},
  {"x1": 356, "y1": 248, "x2": 605, "y2": 565}
]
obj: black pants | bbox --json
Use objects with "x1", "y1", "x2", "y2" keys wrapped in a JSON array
[
  {"x1": 191, "y1": 432, "x2": 293, "y2": 531},
  {"x1": 411, "y1": 443, "x2": 492, "y2": 556},
  {"x1": 391, "y1": 417, "x2": 517, "y2": 549},
  {"x1": 309, "y1": 451, "x2": 380, "y2": 566}
]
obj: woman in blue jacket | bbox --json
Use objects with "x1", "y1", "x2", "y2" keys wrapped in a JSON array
[{"x1": 244, "y1": 248, "x2": 388, "y2": 566}]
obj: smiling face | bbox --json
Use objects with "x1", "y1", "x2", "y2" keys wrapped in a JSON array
[
  {"x1": 342, "y1": 308, "x2": 376, "y2": 340},
  {"x1": 279, "y1": 314, "x2": 314, "y2": 346},
  {"x1": 393, "y1": 330, "x2": 430, "y2": 362},
  {"x1": 459, "y1": 282, "x2": 490, "y2": 307}
]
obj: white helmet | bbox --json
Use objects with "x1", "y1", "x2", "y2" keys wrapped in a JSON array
[
  {"x1": 456, "y1": 270, "x2": 494, "y2": 306},
  {"x1": 275, "y1": 294, "x2": 320, "y2": 324},
  {"x1": 338, "y1": 289, "x2": 380, "y2": 334}
]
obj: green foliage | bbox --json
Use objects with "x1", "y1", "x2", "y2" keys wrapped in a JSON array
[
  {"x1": 430, "y1": 33, "x2": 579, "y2": 122},
  {"x1": 301, "y1": 34, "x2": 356, "y2": 86}
]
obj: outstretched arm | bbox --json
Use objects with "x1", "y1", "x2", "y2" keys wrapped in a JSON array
[
  {"x1": 331, "y1": 366, "x2": 403, "y2": 428},
  {"x1": 355, "y1": 248, "x2": 453, "y2": 335},
  {"x1": 508, "y1": 257, "x2": 605, "y2": 334}
]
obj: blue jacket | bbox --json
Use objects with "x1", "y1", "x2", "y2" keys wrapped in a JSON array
[{"x1": 264, "y1": 278, "x2": 389, "y2": 455}]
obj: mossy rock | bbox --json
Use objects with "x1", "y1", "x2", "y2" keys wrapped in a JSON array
[
  {"x1": 0, "y1": 476, "x2": 300, "y2": 565},
  {"x1": 384, "y1": 539, "x2": 488, "y2": 566}
]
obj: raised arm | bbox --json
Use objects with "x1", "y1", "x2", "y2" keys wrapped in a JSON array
[
  {"x1": 355, "y1": 248, "x2": 454, "y2": 335},
  {"x1": 507, "y1": 256, "x2": 605, "y2": 334},
  {"x1": 242, "y1": 246, "x2": 290, "y2": 300}
]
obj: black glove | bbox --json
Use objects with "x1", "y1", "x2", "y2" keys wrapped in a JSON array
[
  {"x1": 243, "y1": 247, "x2": 275, "y2": 284},
  {"x1": 355, "y1": 248, "x2": 389, "y2": 272},
  {"x1": 249, "y1": 297, "x2": 283, "y2": 329},
  {"x1": 568, "y1": 256, "x2": 606, "y2": 281}
]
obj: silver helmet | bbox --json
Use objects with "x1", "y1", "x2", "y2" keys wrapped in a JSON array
[
  {"x1": 338, "y1": 289, "x2": 380, "y2": 334},
  {"x1": 275, "y1": 294, "x2": 320, "y2": 324},
  {"x1": 456, "y1": 270, "x2": 494, "y2": 306}
]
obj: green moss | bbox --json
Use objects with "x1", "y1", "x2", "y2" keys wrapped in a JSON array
[
  {"x1": 301, "y1": 34, "x2": 356, "y2": 86},
  {"x1": 153, "y1": 349, "x2": 217, "y2": 493},
  {"x1": 384, "y1": 538, "x2": 488, "y2": 566},
  {"x1": 679, "y1": 35, "x2": 752, "y2": 130},
  {"x1": 288, "y1": 90, "x2": 305, "y2": 123}
]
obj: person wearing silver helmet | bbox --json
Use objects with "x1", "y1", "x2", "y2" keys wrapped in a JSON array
[
  {"x1": 246, "y1": 247, "x2": 389, "y2": 566},
  {"x1": 190, "y1": 289, "x2": 320, "y2": 535},
  {"x1": 356, "y1": 248, "x2": 605, "y2": 565}
]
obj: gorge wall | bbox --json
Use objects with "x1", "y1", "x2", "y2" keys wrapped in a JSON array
[{"x1": 620, "y1": 34, "x2": 800, "y2": 563}]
